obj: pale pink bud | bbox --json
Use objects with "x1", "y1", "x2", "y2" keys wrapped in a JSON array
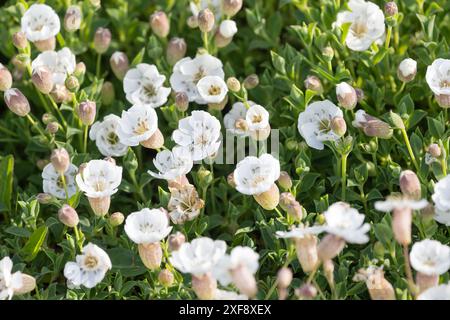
[
  {"x1": 363, "y1": 119, "x2": 393, "y2": 139},
  {"x1": 51, "y1": 148, "x2": 70, "y2": 173},
  {"x1": 50, "y1": 84, "x2": 72, "y2": 104},
  {"x1": 279, "y1": 192, "x2": 302, "y2": 221},
  {"x1": 110, "y1": 51, "x2": 129, "y2": 80},
  {"x1": 150, "y1": 11, "x2": 170, "y2": 38},
  {"x1": 94, "y1": 27, "x2": 111, "y2": 54},
  {"x1": 223, "y1": 0, "x2": 243, "y2": 17},
  {"x1": 277, "y1": 267, "x2": 293, "y2": 289},
  {"x1": 65, "y1": 75, "x2": 79, "y2": 92},
  {"x1": 304, "y1": 75, "x2": 323, "y2": 94},
  {"x1": 166, "y1": 37, "x2": 187, "y2": 65},
  {"x1": 74, "y1": 62, "x2": 86, "y2": 78},
  {"x1": 138, "y1": 242, "x2": 163, "y2": 270},
  {"x1": 37, "y1": 193, "x2": 53, "y2": 204},
  {"x1": 140, "y1": 128, "x2": 164, "y2": 149},
  {"x1": 58, "y1": 204, "x2": 79, "y2": 227},
  {"x1": 331, "y1": 116, "x2": 347, "y2": 136},
  {"x1": 317, "y1": 234, "x2": 346, "y2": 261},
  {"x1": 428, "y1": 143, "x2": 442, "y2": 158},
  {"x1": 32, "y1": 66, "x2": 54, "y2": 94},
  {"x1": 4, "y1": 88, "x2": 30, "y2": 117},
  {"x1": 385, "y1": 1, "x2": 398, "y2": 17},
  {"x1": 436, "y1": 94, "x2": 450, "y2": 109},
  {"x1": 416, "y1": 272, "x2": 439, "y2": 294},
  {"x1": 0, "y1": 66, "x2": 12, "y2": 91},
  {"x1": 278, "y1": 172, "x2": 293, "y2": 190},
  {"x1": 12, "y1": 31, "x2": 28, "y2": 50},
  {"x1": 88, "y1": 196, "x2": 111, "y2": 216},
  {"x1": 243, "y1": 74, "x2": 259, "y2": 90},
  {"x1": 192, "y1": 273, "x2": 217, "y2": 300},
  {"x1": 226, "y1": 77, "x2": 241, "y2": 92},
  {"x1": 77, "y1": 100, "x2": 96, "y2": 125},
  {"x1": 101, "y1": 81, "x2": 115, "y2": 106},
  {"x1": 295, "y1": 283, "x2": 317, "y2": 300},
  {"x1": 323, "y1": 259, "x2": 335, "y2": 288},
  {"x1": 187, "y1": 16, "x2": 198, "y2": 28},
  {"x1": 13, "y1": 274, "x2": 36, "y2": 295},
  {"x1": 64, "y1": 5, "x2": 82, "y2": 32},
  {"x1": 295, "y1": 236, "x2": 319, "y2": 272},
  {"x1": 198, "y1": 9, "x2": 215, "y2": 33},
  {"x1": 34, "y1": 37, "x2": 56, "y2": 52},
  {"x1": 46, "y1": 122, "x2": 59, "y2": 134},
  {"x1": 392, "y1": 207, "x2": 412, "y2": 245},
  {"x1": 336, "y1": 82, "x2": 357, "y2": 110},
  {"x1": 366, "y1": 269, "x2": 396, "y2": 300},
  {"x1": 253, "y1": 183, "x2": 280, "y2": 210},
  {"x1": 158, "y1": 269, "x2": 174, "y2": 287},
  {"x1": 214, "y1": 31, "x2": 232, "y2": 48},
  {"x1": 175, "y1": 91, "x2": 189, "y2": 112},
  {"x1": 109, "y1": 212, "x2": 124, "y2": 227},
  {"x1": 399, "y1": 170, "x2": 421, "y2": 200},
  {"x1": 231, "y1": 264, "x2": 258, "y2": 297},
  {"x1": 168, "y1": 231, "x2": 186, "y2": 252}
]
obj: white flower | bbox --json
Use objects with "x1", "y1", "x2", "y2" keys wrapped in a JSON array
[
  {"x1": 196, "y1": 76, "x2": 228, "y2": 104},
  {"x1": 297, "y1": 100, "x2": 344, "y2": 150},
  {"x1": 170, "y1": 237, "x2": 227, "y2": 276},
  {"x1": 0, "y1": 257, "x2": 23, "y2": 300},
  {"x1": 234, "y1": 154, "x2": 280, "y2": 195},
  {"x1": 220, "y1": 20, "x2": 238, "y2": 38},
  {"x1": 76, "y1": 159, "x2": 123, "y2": 198},
  {"x1": 124, "y1": 208, "x2": 172, "y2": 244},
  {"x1": 322, "y1": 202, "x2": 370, "y2": 244},
  {"x1": 117, "y1": 104, "x2": 158, "y2": 146},
  {"x1": 42, "y1": 163, "x2": 78, "y2": 199},
  {"x1": 224, "y1": 101, "x2": 255, "y2": 136},
  {"x1": 214, "y1": 289, "x2": 248, "y2": 300},
  {"x1": 31, "y1": 48, "x2": 76, "y2": 86},
  {"x1": 170, "y1": 54, "x2": 224, "y2": 104},
  {"x1": 335, "y1": 0, "x2": 385, "y2": 51},
  {"x1": 432, "y1": 175, "x2": 450, "y2": 226},
  {"x1": 123, "y1": 64, "x2": 171, "y2": 108},
  {"x1": 398, "y1": 58, "x2": 417, "y2": 78},
  {"x1": 276, "y1": 225, "x2": 325, "y2": 239},
  {"x1": 89, "y1": 115, "x2": 128, "y2": 157},
  {"x1": 418, "y1": 284, "x2": 450, "y2": 300},
  {"x1": 21, "y1": 4, "x2": 60, "y2": 42},
  {"x1": 63, "y1": 243, "x2": 112, "y2": 289},
  {"x1": 213, "y1": 246, "x2": 259, "y2": 286},
  {"x1": 148, "y1": 147, "x2": 193, "y2": 181},
  {"x1": 190, "y1": 0, "x2": 222, "y2": 19},
  {"x1": 246, "y1": 104, "x2": 270, "y2": 131},
  {"x1": 426, "y1": 59, "x2": 450, "y2": 96},
  {"x1": 172, "y1": 110, "x2": 221, "y2": 161},
  {"x1": 410, "y1": 239, "x2": 450, "y2": 276},
  {"x1": 374, "y1": 198, "x2": 429, "y2": 212},
  {"x1": 168, "y1": 183, "x2": 204, "y2": 224}
]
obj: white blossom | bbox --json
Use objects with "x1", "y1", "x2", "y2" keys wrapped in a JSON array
[
  {"x1": 246, "y1": 104, "x2": 270, "y2": 131},
  {"x1": 42, "y1": 163, "x2": 78, "y2": 199},
  {"x1": 223, "y1": 101, "x2": 255, "y2": 136},
  {"x1": 426, "y1": 59, "x2": 450, "y2": 96},
  {"x1": 168, "y1": 183, "x2": 204, "y2": 224},
  {"x1": 196, "y1": 75, "x2": 228, "y2": 104},
  {"x1": 432, "y1": 175, "x2": 450, "y2": 225},
  {"x1": 410, "y1": 239, "x2": 450, "y2": 276},
  {"x1": 148, "y1": 146, "x2": 193, "y2": 181},
  {"x1": 213, "y1": 246, "x2": 259, "y2": 286},
  {"x1": 398, "y1": 58, "x2": 417, "y2": 79},
  {"x1": 21, "y1": 4, "x2": 60, "y2": 42},
  {"x1": 219, "y1": 20, "x2": 238, "y2": 38},
  {"x1": 117, "y1": 104, "x2": 158, "y2": 146},
  {"x1": 0, "y1": 257, "x2": 23, "y2": 300},
  {"x1": 90, "y1": 115, "x2": 128, "y2": 157},
  {"x1": 124, "y1": 208, "x2": 172, "y2": 244},
  {"x1": 31, "y1": 48, "x2": 76, "y2": 86},
  {"x1": 374, "y1": 198, "x2": 429, "y2": 212}
]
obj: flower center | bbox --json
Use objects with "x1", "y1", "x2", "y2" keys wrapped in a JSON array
[
  {"x1": 56, "y1": 175, "x2": 69, "y2": 189},
  {"x1": 251, "y1": 114, "x2": 263, "y2": 124},
  {"x1": 107, "y1": 132, "x2": 119, "y2": 145},
  {"x1": 351, "y1": 21, "x2": 368, "y2": 38},
  {"x1": 84, "y1": 255, "x2": 99, "y2": 269},
  {"x1": 235, "y1": 119, "x2": 248, "y2": 131},
  {"x1": 440, "y1": 80, "x2": 450, "y2": 88},
  {"x1": 208, "y1": 85, "x2": 221, "y2": 96},
  {"x1": 193, "y1": 68, "x2": 206, "y2": 84},
  {"x1": 139, "y1": 222, "x2": 154, "y2": 233},
  {"x1": 134, "y1": 118, "x2": 150, "y2": 135}
]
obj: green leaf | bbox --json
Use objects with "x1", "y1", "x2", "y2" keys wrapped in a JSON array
[
  {"x1": 0, "y1": 155, "x2": 14, "y2": 212},
  {"x1": 270, "y1": 51, "x2": 286, "y2": 75},
  {"x1": 131, "y1": 47, "x2": 145, "y2": 67},
  {"x1": 21, "y1": 225, "x2": 48, "y2": 262}
]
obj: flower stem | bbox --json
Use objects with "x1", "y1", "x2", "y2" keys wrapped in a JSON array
[
  {"x1": 202, "y1": 32, "x2": 209, "y2": 52},
  {"x1": 48, "y1": 95, "x2": 67, "y2": 131},
  {"x1": 385, "y1": 26, "x2": 392, "y2": 49},
  {"x1": 60, "y1": 173, "x2": 69, "y2": 203},
  {"x1": 341, "y1": 153, "x2": 348, "y2": 201},
  {"x1": 96, "y1": 54, "x2": 102, "y2": 78},
  {"x1": 83, "y1": 125, "x2": 88, "y2": 153},
  {"x1": 400, "y1": 128, "x2": 419, "y2": 171},
  {"x1": 73, "y1": 226, "x2": 83, "y2": 252},
  {"x1": 26, "y1": 114, "x2": 48, "y2": 141},
  {"x1": 403, "y1": 244, "x2": 417, "y2": 299}
]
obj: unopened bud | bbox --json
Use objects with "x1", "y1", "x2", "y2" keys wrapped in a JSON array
[
  {"x1": 277, "y1": 267, "x2": 293, "y2": 289},
  {"x1": 32, "y1": 66, "x2": 54, "y2": 94},
  {"x1": 0, "y1": 66, "x2": 12, "y2": 91},
  {"x1": 304, "y1": 75, "x2": 323, "y2": 94},
  {"x1": 77, "y1": 100, "x2": 96, "y2": 126},
  {"x1": 138, "y1": 242, "x2": 163, "y2": 270},
  {"x1": 94, "y1": 27, "x2": 111, "y2": 54},
  {"x1": 397, "y1": 58, "x2": 417, "y2": 83},
  {"x1": 363, "y1": 120, "x2": 393, "y2": 139},
  {"x1": 253, "y1": 183, "x2": 280, "y2": 210},
  {"x1": 192, "y1": 273, "x2": 217, "y2": 300},
  {"x1": 231, "y1": 264, "x2": 258, "y2": 297},
  {"x1": 158, "y1": 269, "x2": 174, "y2": 287},
  {"x1": 279, "y1": 192, "x2": 303, "y2": 221},
  {"x1": 388, "y1": 111, "x2": 405, "y2": 129},
  {"x1": 101, "y1": 81, "x2": 115, "y2": 106},
  {"x1": 198, "y1": 9, "x2": 215, "y2": 33},
  {"x1": 219, "y1": 20, "x2": 238, "y2": 38},
  {"x1": 243, "y1": 74, "x2": 259, "y2": 90},
  {"x1": 168, "y1": 231, "x2": 186, "y2": 252},
  {"x1": 166, "y1": 38, "x2": 187, "y2": 65},
  {"x1": 428, "y1": 144, "x2": 442, "y2": 158},
  {"x1": 110, "y1": 52, "x2": 129, "y2": 80},
  {"x1": 140, "y1": 128, "x2": 164, "y2": 149},
  {"x1": 74, "y1": 62, "x2": 86, "y2": 79},
  {"x1": 385, "y1": 1, "x2": 398, "y2": 17},
  {"x1": 58, "y1": 204, "x2": 79, "y2": 228},
  {"x1": 51, "y1": 148, "x2": 70, "y2": 173},
  {"x1": 226, "y1": 77, "x2": 241, "y2": 92},
  {"x1": 37, "y1": 193, "x2": 53, "y2": 204},
  {"x1": 12, "y1": 31, "x2": 28, "y2": 50},
  {"x1": 187, "y1": 16, "x2": 198, "y2": 29},
  {"x1": 4, "y1": 88, "x2": 30, "y2": 117},
  {"x1": 336, "y1": 82, "x2": 357, "y2": 110},
  {"x1": 278, "y1": 171, "x2": 293, "y2": 190},
  {"x1": 150, "y1": 11, "x2": 170, "y2": 38},
  {"x1": 416, "y1": 272, "x2": 438, "y2": 294},
  {"x1": 227, "y1": 172, "x2": 236, "y2": 188},
  {"x1": 323, "y1": 259, "x2": 335, "y2": 288},
  {"x1": 435, "y1": 94, "x2": 450, "y2": 109},
  {"x1": 175, "y1": 92, "x2": 189, "y2": 112},
  {"x1": 399, "y1": 170, "x2": 421, "y2": 200},
  {"x1": 355, "y1": 88, "x2": 365, "y2": 102},
  {"x1": 331, "y1": 116, "x2": 347, "y2": 136},
  {"x1": 46, "y1": 122, "x2": 59, "y2": 134},
  {"x1": 64, "y1": 5, "x2": 82, "y2": 32},
  {"x1": 392, "y1": 207, "x2": 412, "y2": 245},
  {"x1": 322, "y1": 46, "x2": 334, "y2": 61},
  {"x1": 109, "y1": 212, "x2": 125, "y2": 227},
  {"x1": 317, "y1": 234, "x2": 346, "y2": 261},
  {"x1": 295, "y1": 236, "x2": 319, "y2": 272},
  {"x1": 51, "y1": 84, "x2": 71, "y2": 104},
  {"x1": 65, "y1": 75, "x2": 79, "y2": 92},
  {"x1": 295, "y1": 283, "x2": 317, "y2": 300},
  {"x1": 34, "y1": 37, "x2": 56, "y2": 52},
  {"x1": 214, "y1": 29, "x2": 232, "y2": 48},
  {"x1": 88, "y1": 196, "x2": 111, "y2": 216},
  {"x1": 223, "y1": 0, "x2": 243, "y2": 17}
]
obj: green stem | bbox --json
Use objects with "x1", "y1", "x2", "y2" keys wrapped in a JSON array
[
  {"x1": 60, "y1": 173, "x2": 69, "y2": 203},
  {"x1": 83, "y1": 125, "x2": 88, "y2": 153},
  {"x1": 48, "y1": 95, "x2": 67, "y2": 131},
  {"x1": 202, "y1": 32, "x2": 209, "y2": 52},
  {"x1": 96, "y1": 54, "x2": 102, "y2": 78},
  {"x1": 403, "y1": 245, "x2": 417, "y2": 299},
  {"x1": 26, "y1": 114, "x2": 48, "y2": 141},
  {"x1": 400, "y1": 128, "x2": 419, "y2": 171},
  {"x1": 341, "y1": 153, "x2": 348, "y2": 201},
  {"x1": 73, "y1": 226, "x2": 83, "y2": 252},
  {"x1": 385, "y1": 26, "x2": 392, "y2": 49}
]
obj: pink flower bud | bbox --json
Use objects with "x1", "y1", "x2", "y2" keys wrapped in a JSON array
[
  {"x1": 278, "y1": 172, "x2": 293, "y2": 190},
  {"x1": 58, "y1": 204, "x2": 79, "y2": 228},
  {"x1": 74, "y1": 62, "x2": 86, "y2": 78},
  {"x1": 50, "y1": 84, "x2": 72, "y2": 104},
  {"x1": 64, "y1": 5, "x2": 82, "y2": 32},
  {"x1": 231, "y1": 264, "x2": 258, "y2": 297},
  {"x1": 110, "y1": 51, "x2": 129, "y2": 80},
  {"x1": 166, "y1": 37, "x2": 187, "y2": 65},
  {"x1": 37, "y1": 193, "x2": 53, "y2": 204},
  {"x1": 46, "y1": 122, "x2": 59, "y2": 134},
  {"x1": 336, "y1": 82, "x2": 357, "y2": 110},
  {"x1": 323, "y1": 259, "x2": 335, "y2": 288},
  {"x1": 295, "y1": 236, "x2": 319, "y2": 272},
  {"x1": 399, "y1": 170, "x2": 421, "y2": 200},
  {"x1": 295, "y1": 283, "x2": 317, "y2": 300},
  {"x1": 392, "y1": 207, "x2": 412, "y2": 245},
  {"x1": 192, "y1": 273, "x2": 217, "y2": 300},
  {"x1": 94, "y1": 27, "x2": 111, "y2": 54},
  {"x1": 253, "y1": 183, "x2": 280, "y2": 210},
  {"x1": 175, "y1": 91, "x2": 189, "y2": 112},
  {"x1": 331, "y1": 116, "x2": 347, "y2": 136},
  {"x1": 13, "y1": 274, "x2": 36, "y2": 296},
  {"x1": 198, "y1": 9, "x2": 215, "y2": 33},
  {"x1": 150, "y1": 11, "x2": 170, "y2": 38},
  {"x1": 304, "y1": 75, "x2": 323, "y2": 94},
  {"x1": 0, "y1": 66, "x2": 12, "y2": 91},
  {"x1": 32, "y1": 66, "x2": 54, "y2": 94},
  {"x1": 223, "y1": 0, "x2": 243, "y2": 17},
  {"x1": 168, "y1": 231, "x2": 186, "y2": 252},
  {"x1": 34, "y1": 37, "x2": 56, "y2": 52},
  {"x1": 158, "y1": 269, "x2": 174, "y2": 287},
  {"x1": 428, "y1": 144, "x2": 442, "y2": 158},
  {"x1": 51, "y1": 148, "x2": 70, "y2": 173},
  {"x1": 243, "y1": 74, "x2": 259, "y2": 90},
  {"x1": 363, "y1": 120, "x2": 393, "y2": 139},
  {"x1": 279, "y1": 192, "x2": 303, "y2": 221},
  {"x1": 317, "y1": 234, "x2": 346, "y2": 261},
  {"x1": 88, "y1": 196, "x2": 111, "y2": 217},
  {"x1": 416, "y1": 272, "x2": 439, "y2": 294},
  {"x1": 138, "y1": 242, "x2": 163, "y2": 270},
  {"x1": 140, "y1": 128, "x2": 164, "y2": 149},
  {"x1": 385, "y1": 1, "x2": 398, "y2": 17},
  {"x1": 77, "y1": 100, "x2": 96, "y2": 126},
  {"x1": 12, "y1": 31, "x2": 28, "y2": 50},
  {"x1": 4, "y1": 88, "x2": 30, "y2": 117},
  {"x1": 435, "y1": 94, "x2": 450, "y2": 109},
  {"x1": 277, "y1": 267, "x2": 293, "y2": 289},
  {"x1": 109, "y1": 212, "x2": 124, "y2": 227},
  {"x1": 101, "y1": 81, "x2": 115, "y2": 106}
]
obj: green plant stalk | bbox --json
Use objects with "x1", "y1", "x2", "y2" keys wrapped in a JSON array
[
  {"x1": 341, "y1": 153, "x2": 348, "y2": 201},
  {"x1": 83, "y1": 125, "x2": 89, "y2": 154},
  {"x1": 96, "y1": 54, "x2": 102, "y2": 78},
  {"x1": 26, "y1": 114, "x2": 48, "y2": 142},
  {"x1": 202, "y1": 32, "x2": 209, "y2": 52},
  {"x1": 385, "y1": 26, "x2": 392, "y2": 49},
  {"x1": 400, "y1": 128, "x2": 419, "y2": 171},
  {"x1": 60, "y1": 173, "x2": 69, "y2": 202},
  {"x1": 403, "y1": 245, "x2": 417, "y2": 299},
  {"x1": 48, "y1": 95, "x2": 67, "y2": 131}
]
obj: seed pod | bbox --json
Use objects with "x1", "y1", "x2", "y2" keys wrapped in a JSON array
[
  {"x1": 94, "y1": 27, "x2": 111, "y2": 54},
  {"x1": 166, "y1": 37, "x2": 187, "y2": 65},
  {"x1": 223, "y1": 0, "x2": 243, "y2": 17},
  {"x1": 32, "y1": 66, "x2": 54, "y2": 94},
  {"x1": 88, "y1": 196, "x2": 111, "y2": 217},
  {"x1": 336, "y1": 82, "x2": 357, "y2": 110},
  {"x1": 253, "y1": 183, "x2": 280, "y2": 210},
  {"x1": 12, "y1": 31, "x2": 28, "y2": 50},
  {"x1": 4, "y1": 88, "x2": 30, "y2": 117},
  {"x1": 392, "y1": 207, "x2": 412, "y2": 245},
  {"x1": 77, "y1": 100, "x2": 96, "y2": 126},
  {"x1": 58, "y1": 204, "x2": 79, "y2": 228},
  {"x1": 175, "y1": 92, "x2": 189, "y2": 112},
  {"x1": 140, "y1": 128, "x2": 164, "y2": 149},
  {"x1": 168, "y1": 231, "x2": 186, "y2": 252},
  {"x1": 198, "y1": 9, "x2": 215, "y2": 33},
  {"x1": 317, "y1": 234, "x2": 346, "y2": 261},
  {"x1": 109, "y1": 52, "x2": 129, "y2": 80},
  {"x1": 304, "y1": 75, "x2": 323, "y2": 94},
  {"x1": 34, "y1": 37, "x2": 56, "y2": 52},
  {"x1": 158, "y1": 269, "x2": 174, "y2": 287},
  {"x1": 243, "y1": 74, "x2": 259, "y2": 90},
  {"x1": 0, "y1": 66, "x2": 12, "y2": 92},
  {"x1": 226, "y1": 77, "x2": 241, "y2": 92},
  {"x1": 138, "y1": 242, "x2": 163, "y2": 270},
  {"x1": 399, "y1": 170, "x2": 421, "y2": 200},
  {"x1": 101, "y1": 81, "x2": 115, "y2": 106},
  {"x1": 150, "y1": 11, "x2": 170, "y2": 38},
  {"x1": 109, "y1": 212, "x2": 125, "y2": 227},
  {"x1": 64, "y1": 5, "x2": 82, "y2": 32}
]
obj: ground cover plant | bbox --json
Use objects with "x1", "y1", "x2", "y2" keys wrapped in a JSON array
[{"x1": 1, "y1": 0, "x2": 450, "y2": 300}]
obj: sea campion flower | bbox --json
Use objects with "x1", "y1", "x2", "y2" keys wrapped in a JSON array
[
  {"x1": 31, "y1": 48, "x2": 76, "y2": 87},
  {"x1": 172, "y1": 110, "x2": 221, "y2": 161},
  {"x1": 432, "y1": 175, "x2": 450, "y2": 225},
  {"x1": 93, "y1": 27, "x2": 111, "y2": 54},
  {"x1": 213, "y1": 246, "x2": 259, "y2": 298},
  {"x1": 353, "y1": 266, "x2": 395, "y2": 300},
  {"x1": 167, "y1": 37, "x2": 187, "y2": 65},
  {"x1": 123, "y1": 63, "x2": 171, "y2": 108},
  {"x1": 148, "y1": 147, "x2": 193, "y2": 181},
  {"x1": 170, "y1": 54, "x2": 224, "y2": 104},
  {"x1": 149, "y1": 11, "x2": 170, "y2": 38},
  {"x1": 418, "y1": 284, "x2": 450, "y2": 300},
  {"x1": 0, "y1": 257, "x2": 24, "y2": 300},
  {"x1": 223, "y1": 101, "x2": 256, "y2": 136},
  {"x1": 89, "y1": 115, "x2": 128, "y2": 157},
  {"x1": 426, "y1": 59, "x2": 450, "y2": 108},
  {"x1": 398, "y1": 58, "x2": 417, "y2": 83},
  {"x1": 246, "y1": 104, "x2": 271, "y2": 140},
  {"x1": 0, "y1": 64, "x2": 12, "y2": 92},
  {"x1": 21, "y1": 4, "x2": 60, "y2": 43},
  {"x1": 63, "y1": 243, "x2": 112, "y2": 289},
  {"x1": 76, "y1": 159, "x2": 123, "y2": 216},
  {"x1": 336, "y1": 82, "x2": 357, "y2": 110},
  {"x1": 399, "y1": 170, "x2": 421, "y2": 200},
  {"x1": 64, "y1": 5, "x2": 82, "y2": 32},
  {"x1": 297, "y1": 100, "x2": 344, "y2": 150},
  {"x1": 117, "y1": 104, "x2": 159, "y2": 147},
  {"x1": 42, "y1": 162, "x2": 77, "y2": 199},
  {"x1": 4, "y1": 88, "x2": 30, "y2": 117},
  {"x1": 196, "y1": 75, "x2": 228, "y2": 104},
  {"x1": 352, "y1": 110, "x2": 393, "y2": 139},
  {"x1": 167, "y1": 182, "x2": 205, "y2": 224},
  {"x1": 190, "y1": 0, "x2": 222, "y2": 20},
  {"x1": 335, "y1": 0, "x2": 385, "y2": 52}
]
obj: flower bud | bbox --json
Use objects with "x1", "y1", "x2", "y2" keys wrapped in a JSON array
[
  {"x1": 388, "y1": 111, "x2": 405, "y2": 129},
  {"x1": 37, "y1": 193, "x2": 53, "y2": 204},
  {"x1": 392, "y1": 207, "x2": 412, "y2": 245},
  {"x1": 355, "y1": 88, "x2": 365, "y2": 102},
  {"x1": 32, "y1": 66, "x2": 54, "y2": 94},
  {"x1": 278, "y1": 171, "x2": 293, "y2": 190},
  {"x1": 323, "y1": 259, "x2": 335, "y2": 288},
  {"x1": 363, "y1": 120, "x2": 393, "y2": 139},
  {"x1": 58, "y1": 204, "x2": 79, "y2": 228},
  {"x1": 51, "y1": 85, "x2": 72, "y2": 104},
  {"x1": 88, "y1": 196, "x2": 111, "y2": 217},
  {"x1": 109, "y1": 212, "x2": 125, "y2": 227},
  {"x1": 175, "y1": 91, "x2": 189, "y2": 112},
  {"x1": 168, "y1": 231, "x2": 186, "y2": 252},
  {"x1": 279, "y1": 193, "x2": 303, "y2": 222},
  {"x1": 12, "y1": 54, "x2": 29, "y2": 71},
  {"x1": 295, "y1": 235, "x2": 319, "y2": 272},
  {"x1": 192, "y1": 273, "x2": 217, "y2": 300},
  {"x1": 94, "y1": 27, "x2": 111, "y2": 54},
  {"x1": 231, "y1": 264, "x2": 258, "y2": 297},
  {"x1": 34, "y1": 37, "x2": 56, "y2": 52},
  {"x1": 166, "y1": 37, "x2": 187, "y2": 65},
  {"x1": 399, "y1": 170, "x2": 421, "y2": 200},
  {"x1": 317, "y1": 234, "x2": 346, "y2": 261},
  {"x1": 366, "y1": 269, "x2": 396, "y2": 300},
  {"x1": 64, "y1": 5, "x2": 82, "y2": 32},
  {"x1": 74, "y1": 62, "x2": 86, "y2": 79},
  {"x1": 226, "y1": 77, "x2": 241, "y2": 92},
  {"x1": 223, "y1": 0, "x2": 243, "y2": 17},
  {"x1": 138, "y1": 242, "x2": 163, "y2": 270},
  {"x1": 77, "y1": 100, "x2": 96, "y2": 126},
  {"x1": 428, "y1": 144, "x2": 442, "y2": 158},
  {"x1": 214, "y1": 33, "x2": 231, "y2": 49},
  {"x1": 227, "y1": 172, "x2": 236, "y2": 188},
  {"x1": 295, "y1": 283, "x2": 317, "y2": 300},
  {"x1": 51, "y1": 148, "x2": 70, "y2": 173},
  {"x1": 198, "y1": 9, "x2": 215, "y2": 33},
  {"x1": 0, "y1": 66, "x2": 12, "y2": 92},
  {"x1": 243, "y1": 74, "x2": 259, "y2": 90},
  {"x1": 416, "y1": 272, "x2": 438, "y2": 294},
  {"x1": 322, "y1": 46, "x2": 334, "y2": 61},
  {"x1": 304, "y1": 75, "x2": 323, "y2": 94},
  {"x1": 158, "y1": 269, "x2": 174, "y2": 287},
  {"x1": 65, "y1": 75, "x2": 79, "y2": 92},
  {"x1": 331, "y1": 116, "x2": 347, "y2": 136},
  {"x1": 253, "y1": 183, "x2": 280, "y2": 210},
  {"x1": 4, "y1": 88, "x2": 30, "y2": 117},
  {"x1": 336, "y1": 82, "x2": 357, "y2": 110},
  {"x1": 435, "y1": 94, "x2": 450, "y2": 109},
  {"x1": 110, "y1": 51, "x2": 129, "y2": 80},
  {"x1": 277, "y1": 267, "x2": 293, "y2": 289},
  {"x1": 150, "y1": 11, "x2": 170, "y2": 38},
  {"x1": 14, "y1": 274, "x2": 36, "y2": 296},
  {"x1": 187, "y1": 16, "x2": 198, "y2": 28},
  {"x1": 385, "y1": 1, "x2": 398, "y2": 17},
  {"x1": 46, "y1": 122, "x2": 59, "y2": 134},
  {"x1": 12, "y1": 31, "x2": 28, "y2": 50},
  {"x1": 397, "y1": 58, "x2": 417, "y2": 83},
  {"x1": 140, "y1": 128, "x2": 164, "y2": 149},
  {"x1": 101, "y1": 81, "x2": 115, "y2": 106},
  {"x1": 36, "y1": 159, "x2": 50, "y2": 170}
]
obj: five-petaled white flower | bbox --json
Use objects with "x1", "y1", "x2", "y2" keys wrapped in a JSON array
[
  {"x1": 63, "y1": 243, "x2": 112, "y2": 289},
  {"x1": 124, "y1": 208, "x2": 172, "y2": 244},
  {"x1": 42, "y1": 162, "x2": 78, "y2": 199},
  {"x1": 223, "y1": 101, "x2": 255, "y2": 136},
  {"x1": 335, "y1": 0, "x2": 385, "y2": 51},
  {"x1": 168, "y1": 183, "x2": 204, "y2": 224},
  {"x1": 432, "y1": 175, "x2": 450, "y2": 226},
  {"x1": 76, "y1": 159, "x2": 123, "y2": 198},
  {"x1": 0, "y1": 257, "x2": 23, "y2": 300},
  {"x1": 172, "y1": 110, "x2": 222, "y2": 161},
  {"x1": 21, "y1": 4, "x2": 60, "y2": 42},
  {"x1": 196, "y1": 75, "x2": 228, "y2": 104},
  {"x1": 90, "y1": 114, "x2": 128, "y2": 157},
  {"x1": 123, "y1": 63, "x2": 171, "y2": 108},
  {"x1": 213, "y1": 246, "x2": 259, "y2": 286},
  {"x1": 322, "y1": 202, "x2": 370, "y2": 244},
  {"x1": 426, "y1": 59, "x2": 450, "y2": 96},
  {"x1": 148, "y1": 146, "x2": 193, "y2": 181},
  {"x1": 117, "y1": 104, "x2": 158, "y2": 146},
  {"x1": 246, "y1": 104, "x2": 270, "y2": 132},
  {"x1": 170, "y1": 237, "x2": 227, "y2": 276},
  {"x1": 31, "y1": 48, "x2": 76, "y2": 86},
  {"x1": 297, "y1": 100, "x2": 344, "y2": 150},
  {"x1": 410, "y1": 239, "x2": 450, "y2": 276},
  {"x1": 170, "y1": 54, "x2": 225, "y2": 104},
  {"x1": 233, "y1": 154, "x2": 280, "y2": 196},
  {"x1": 418, "y1": 284, "x2": 450, "y2": 300}
]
